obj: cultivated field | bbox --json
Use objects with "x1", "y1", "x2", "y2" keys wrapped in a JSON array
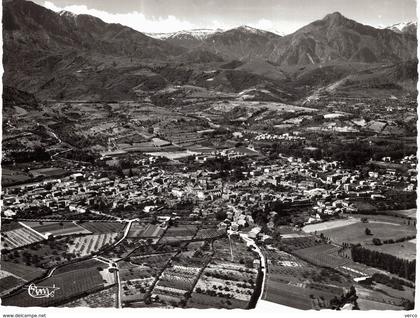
[
  {"x1": 78, "y1": 222, "x2": 125, "y2": 234},
  {"x1": 127, "y1": 223, "x2": 165, "y2": 240},
  {"x1": 262, "y1": 246, "x2": 349, "y2": 310},
  {"x1": 63, "y1": 286, "x2": 117, "y2": 308},
  {"x1": 0, "y1": 261, "x2": 46, "y2": 281},
  {"x1": 152, "y1": 265, "x2": 202, "y2": 305},
  {"x1": 0, "y1": 274, "x2": 25, "y2": 296},
  {"x1": 159, "y1": 225, "x2": 198, "y2": 243},
  {"x1": 293, "y1": 244, "x2": 351, "y2": 268},
  {"x1": 302, "y1": 218, "x2": 360, "y2": 233},
  {"x1": 194, "y1": 228, "x2": 225, "y2": 240},
  {"x1": 1, "y1": 227, "x2": 45, "y2": 250},
  {"x1": 2, "y1": 267, "x2": 105, "y2": 307},
  {"x1": 320, "y1": 221, "x2": 416, "y2": 245},
  {"x1": 382, "y1": 208, "x2": 417, "y2": 219},
  {"x1": 365, "y1": 241, "x2": 416, "y2": 261},
  {"x1": 23, "y1": 221, "x2": 91, "y2": 237},
  {"x1": 67, "y1": 233, "x2": 118, "y2": 257},
  {"x1": 190, "y1": 260, "x2": 258, "y2": 307}
]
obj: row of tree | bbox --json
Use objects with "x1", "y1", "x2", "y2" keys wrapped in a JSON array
[{"x1": 351, "y1": 245, "x2": 416, "y2": 282}]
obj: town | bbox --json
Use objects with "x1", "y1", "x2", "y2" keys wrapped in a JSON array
[{"x1": 1, "y1": 93, "x2": 417, "y2": 310}]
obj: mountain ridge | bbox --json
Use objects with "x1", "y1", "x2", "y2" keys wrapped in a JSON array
[{"x1": 2, "y1": 0, "x2": 417, "y2": 102}]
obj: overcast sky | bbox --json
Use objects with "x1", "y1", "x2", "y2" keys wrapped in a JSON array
[{"x1": 34, "y1": 0, "x2": 417, "y2": 34}]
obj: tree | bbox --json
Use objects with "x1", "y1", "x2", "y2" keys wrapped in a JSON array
[
  {"x1": 215, "y1": 210, "x2": 227, "y2": 221},
  {"x1": 372, "y1": 238, "x2": 382, "y2": 246},
  {"x1": 128, "y1": 168, "x2": 134, "y2": 178},
  {"x1": 365, "y1": 228, "x2": 372, "y2": 236}
]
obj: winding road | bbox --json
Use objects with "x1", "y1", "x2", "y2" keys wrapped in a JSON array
[{"x1": 238, "y1": 232, "x2": 267, "y2": 306}]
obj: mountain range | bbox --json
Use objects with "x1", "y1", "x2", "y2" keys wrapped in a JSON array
[{"x1": 3, "y1": 0, "x2": 418, "y2": 102}]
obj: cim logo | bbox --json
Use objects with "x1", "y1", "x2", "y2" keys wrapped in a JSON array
[{"x1": 26, "y1": 283, "x2": 60, "y2": 298}]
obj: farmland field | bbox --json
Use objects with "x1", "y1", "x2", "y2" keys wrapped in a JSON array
[
  {"x1": 293, "y1": 244, "x2": 351, "y2": 268},
  {"x1": 78, "y1": 222, "x2": 125, "y2": 234},
  {"x1": 140, "y1": 224, "x2": 165, "y2": 238},
  {"x1": 127, "y1": 222, "x2": 146, "y2": 237},
  {"x1": 381, "y1": 209, "x2": 417, "y2": 219},
  {"x1": 2, "y1": 237, "x2": 81, "y2": 269},
  {"x1": 356, "y1": 286, "x2": 406, "y2": 310},
  {"x1": 121, "y1": 277, "x2": 154, "y2": 304},
  {"x1": 67, "y1": 233, "x2": 118, "y2": 257},
  {"x1": 63, "y1": 286, "x2": 117, "y2": 308},
  {"x1": 357, "y1": 298, "x2": 404, "y2": 310},
  {"x1": 1, "y1": 227, "x2": 45, "y2": 250},
  {"x1": 302, "y1": 218, "x2": 360, "y2": 233},
  {"x1": 194, "y1": 228, "x2": 225, "y2": 240},
  {"x1": 0, "y1": 261, "x2": 46, "y2": 281},
  {"x1": 130, "y1": 253, "x2": 175, "y2": 268},
  {"x1": 279, "y1": 236, "x2": 320, "y2": 251},
  {"x1": 262, "y1": 246, "x2": 350, "y2": 310},
  {"x1": 126, "y1": 223, "x2": 165, "y2": 239},
  {"x1": 188, "y1": 292, "x2": 249, "y2": 309},
  {"x1": 0, "y1": 275, "x2": 25, "y2": 295},
  {"x1": 155, "y1": 265, "x2": 201, "y2": 292},
  {"x1": 2, "y1": 168, "x2": 31, "y2": 186},
  {"x1": 2, "y1": 267, "x2": 105, "y2": 307},
  {"x1": 364, "y1": 241, "x2": 416, "y2": 261},
  {"x1": 346, "y1": 214, "x2": 413, "y2": 225},
  {"x1": 22, "y1": 221, "x2": 91, "y2": 237},
  {"x1": 263, "y1": 282, "x2": 313, "y2": 309},
  {"x1": 54, "y1": 259, "x2": 104, "y2": 275},
  {"x1": 119, "y1": 262, "x2": 155, "y2": 281},
  {"x1": 159, "y1": 225, "x2": 198, "y2": 243},
  {"x1": 319, "y1": 221, "x2": 416, "y2": 245}
]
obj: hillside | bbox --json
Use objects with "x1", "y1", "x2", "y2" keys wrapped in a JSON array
[
  {"x1": 268, "y1": 12, "x2": 417, "y2": 66},
  {"x1": 2, "y1": 1, "x2": 417, "y2": 102}
]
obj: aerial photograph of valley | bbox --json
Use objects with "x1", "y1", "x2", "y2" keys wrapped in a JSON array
[{"x1": 0, "y1": 0, "x2": 418, "y2": 313}]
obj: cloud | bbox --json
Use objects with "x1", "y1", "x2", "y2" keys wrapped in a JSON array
[
  {"x1": 43, "y1": 1, "x2": 302, "y2": 35},
  {"x1": 43, "y1": 1, "x2": 197, "y2": 33},
  {"x1": 254, "y1": 19, "x2": 274, "y2": 31}
]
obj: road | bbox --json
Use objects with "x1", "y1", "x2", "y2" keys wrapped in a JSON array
[
  {"x1": 18, "y1": 221, "x2": 49, "y2": 240},
  {"x1": 46, "y1": 266, "x2": 57, "y2": 278},
  {"x1": 114, "y1": 219, "x2": 136, "y2": 247},
  {"x1": 115, "y1": 265, "x2": 122, "y2": 308},
  {"x1": 238, "y1": 232, "x2": 267, "y2": 306}
]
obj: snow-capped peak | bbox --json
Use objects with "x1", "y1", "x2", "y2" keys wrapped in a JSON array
[
  {"x1": 237, "y1": 25, "x2": 261, "y2": 33},
  {"x1": 59, "y1": 10, "x2": 77, "y2": 18},
  {"x1": 386, "y1": 21, "x2": 417, "y2": 34},
  {"x1": 229, "y1": 25, "x2": 283, "y2": 36},
  {"x1": 147, "y1": 28, "x2": 223, "y2": 40}
]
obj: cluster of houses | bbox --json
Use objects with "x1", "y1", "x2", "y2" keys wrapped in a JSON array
[{"x1": 2, "y1": 148, "x2": 417, "y2": 234}]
